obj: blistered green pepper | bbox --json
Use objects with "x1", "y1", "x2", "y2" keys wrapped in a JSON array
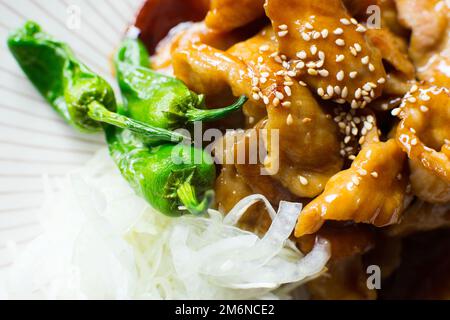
[
  {"x1": 115, "y1": 38, "x2": 247, "y2": 130},
  {"x1": 8, "y1": 21, "x2": 182, "y2": 142},
  {"x1": 105, "y1": 126, "x2": 215, "y2": 216}
]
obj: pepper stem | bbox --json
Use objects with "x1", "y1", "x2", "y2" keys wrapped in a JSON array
[
  {"x1": 185, "y1": 95, "x2": 248, "y2": 122},
  {"x1": 87, "y1": 101, "x2": 186, "y2": 142},
  {"x1": 176, "y1": 181, "x2": 214, "y2": 215}
]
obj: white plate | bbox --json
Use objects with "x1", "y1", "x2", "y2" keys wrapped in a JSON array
[{"x1": 0, "y1": 0, "x2": 143, "y2": 268}]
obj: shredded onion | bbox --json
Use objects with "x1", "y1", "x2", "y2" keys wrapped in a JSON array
[{"x1": 0, "y1": 149, "x2": 330, "y2": 299}]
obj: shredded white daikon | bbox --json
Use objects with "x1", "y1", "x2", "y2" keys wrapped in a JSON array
[{"x1": 0, "y1": 149, "x2": 330, "y2": 299}]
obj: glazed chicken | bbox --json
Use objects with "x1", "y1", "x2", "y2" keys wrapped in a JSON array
[
  {"x1": 295, "y1": 129, "x2": 407, "y2": 237},
  {"x1": 205, "y1": 0, "x2": 266, "y2": 32},
  {"x1": 395, "y1": 0, "x2": 450, "y2": 86},
  {"x1": 395, "y1": 85, "x2": 450, "y2": 203},
  {"x1": 265, "y1": 0, "x2": 387, "y2": 108},
  {"x1": 139, "y1": 0, "x2": 450, "y2": 300}
]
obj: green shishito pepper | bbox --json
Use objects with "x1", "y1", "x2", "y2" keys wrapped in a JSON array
[
  {"x1": 7, "y1": 21, "x2": 183, "y2": 142},
  {"x1": 8, "y1": 21, "x2": 217, "y2": 216},
  {"x1": 106, "y1": 126, "x2": 216, "y2": 216},
  {"x1": 115, "y1": 37, "x2": 248, "y2": 130}
]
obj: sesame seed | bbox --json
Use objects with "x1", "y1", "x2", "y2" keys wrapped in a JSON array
[
  {"x1": 352, "y1": 176, "x2": 360, "y2": 185},
  {"x1": 263, "y1": 96, "x2": 270, "y2": 105},
  {"x1": 420, "y1": 94, "x2": 430, "y2": 101},
  {"x1": 350, "y1": 47, "x2": 358, "y2": 56},
  {"x1": 302, "y1": 32, "x2": 311, "y2": 41},
  {"x1": 275, "y1": 91, "x2": 284, "y2": 100},
  {"x1": 321, "y1": 29, "x2": 329, "y2": 38},
  {"x1": 356, "y1": 25, "x2": 366, "y2": 33},
  {"x1": 261, "y1": 72, "x2": 270, "y2": 78},
  {"x1": 349, "y1": 71, "x2": 358, "y2": 79},
  {"x1": 284, "y1": 86, "x2": 292, "y2": 96},
  {"x1": 351, "y1": 100, "x2": 359, "y2": 109},
  {"x1": 408, "y1": 97, "x2": 417, "y2": 103},
  {"x1": 299, "y1": 176, "x2": 309, "y2": 185},
  {"x1": 282, "y1": 101, "x2": 291, "y2": 107},
  {"x1": 341, "y1": 86, "x2": 348, "y2": 98},
  {"x1": 350, "y1": 18, "x2": 358, "y2": 25},
  {"x1": 363, "y1": 84, "x2": 372, "y2": 92},
  {"x1": 310, "y1": 45, "x2": 318, "y2": 55},
  {"x1": 297, "y1": 50, "x2": 307, "y2": 59},
  {"x1": 327, "y1": 85, "x2": 334, "y2": 96},
  {"x1": 273, "y1": 97, "x2": 280, "y2": 106},
  {"x1": 336, "y1": 54, "x2": 345, "y2": 62},
  {"x1": 259, "y1": 45, "x2": 270, "y2": 52},
  {"x1": 358, "y1": 169, "x2": 368, "y2": 176},
  {"x1": 319, "y1": 69, "x2": 329, "y2": 77},
  {"x1": 410, "y1": 84, "x2": 418, "y2": 93},
  {"x1": 364, "y1": 122, "x2": 373, "y2": 131},
  {"x1": 287, "y1": 71, "x2": 297, "y2": 77},
  {"x1": 354, "y1": 43, "x2": 362, "y2": 52},
  {"x1": 278, "y1": 24, "x2": 288, "y2": 30},
  {"x1": 313, "y1": 31, "x2": 321, "y2": 39},
  {"x1": 260, "y1": 77, "x2": 267, "y2": 84},
  {"x1": 391, "y1": 108, "x2": 401, "y2": 116},
  {"x1": 371, "y1": 171, "x2": 379, "y2": 178},
  {"x1": 317, "y1": 88, "x2": 325, "y2": 96},
  {"x1": 355, "y1": 88, "x2": 362, "y2": 99},
  {"x1": 296, "y1": 61, "x2": 305, "y2": 69},
  {"x1": 368, "y1": 63, "x2": 375, "y2": 72},
  {"x1": 334, "y1": 28, "x2": 344, "y2": 35},
  {"x1": 340, "y1": 18, "x2": 351, "y2": 25},
  {"x1": 318, "y1": 51, "x2": 326, "y2": 61},
  {"x1": 335, "y1": 39, "x2": 346, "y2": 46},
  {"x1": 252, "y1": 93, "x2": 260, "y2": 100},
  {"x1": 316, "y1": 60, "x2": 324, "y2": 68},
  {"x1": 305, "y1": 22, "x2": 314, "y2": 30},
  {"x1": 411, "y1": 138, "x2": 418, "y2": 146},
  {"x1": 337, "y1": 70, "x2": 345, "y2": 81},
  {"x1": 420, "y1": 105, "x2": 429, "y2": 112},
  {"x1": 361, "y1": 56, "x2": 369, "y2": 65},
  {"x1": 377, "y1": 77, "x2": 386, "y2": 84},
  {"x1": 334, "y1": 86, "x2": 342, "y2": 95},
  {"x1": 308, "y1": 68, "x2": 318, "y2": 76},
  {"x1": 286, "y1": 114, "x2": 294, "y2": 125},
  {"x1": 299, "y1": 81, "x2": 307, "y2": 87},
  {"x1": 278, "y1": 30, "x2": 289, "y2": 37},
  {"x1": 306, "y1": 61, "x2": 317, "y2": 69}
]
